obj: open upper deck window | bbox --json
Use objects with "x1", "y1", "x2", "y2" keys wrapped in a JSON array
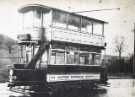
[
  {"x1": 23, "y1": 10, "x2": 34, "y2": 28},
  {"x1": 52, "y1": 10, "x2": 68, "y2": 28},
  {"x1": 43, "y1": 9, "x2": 52, "y2": 27},
  {"x1": 23, "y1": 8, "x2": 42, "y2": 28},
  {"x1": 81, "y1": 18, "x2": 92, "y2": 33},
  {"x1": 33, "y1": 7, "x2": 42, "y2": 27},
  {"x1": 23, "y1": 7, "x2": 51, "y2": 28},
  {"x1": 68, "y1": 14, "x2": 81, "y2": 31},
  {"x1": 93, "y1": 22, "x2": 104, "y2": 36}
]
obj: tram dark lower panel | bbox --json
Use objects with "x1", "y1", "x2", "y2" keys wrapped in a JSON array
[
  {"x1": 8, "y1": 64, "x2": 107, "y2": 94},
  {"x1": 47, "y1": 65, "x2": 102, "y2": 74}
]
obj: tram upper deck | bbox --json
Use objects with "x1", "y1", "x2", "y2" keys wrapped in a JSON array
[{"x1": 18, "y1": 4, "x2": 107, "y2": 47}]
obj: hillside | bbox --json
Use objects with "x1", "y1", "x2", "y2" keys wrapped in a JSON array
[{"x1": 0, "y1": 34, "x2": 17, "y2": 82}]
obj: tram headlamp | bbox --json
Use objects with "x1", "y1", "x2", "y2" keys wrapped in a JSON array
[{"x1": 9, "y1": 69, "x2": 14, "y2": 76}]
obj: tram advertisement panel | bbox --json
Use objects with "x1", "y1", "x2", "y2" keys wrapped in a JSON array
[{"x1": 47, "y1": 73, "x2": 100, "y2": 82}]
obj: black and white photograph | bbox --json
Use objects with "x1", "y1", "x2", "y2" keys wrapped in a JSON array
[{"x1": 0, "y1": 0, "x2": 134, "y2": 97}]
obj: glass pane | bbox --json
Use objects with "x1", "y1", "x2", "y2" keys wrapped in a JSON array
[
  {"x1": 53, "y1": 10, "x2": 67, "y2": 28},
  {"x1": 79, "y1": 53, "x2": 89, "y2": 64},
  {"x1": 68, "y1": 14, "x2": 81, "y2": 30},
  {"x1": 89, "y1": 53, "x2": 95, "y2": 65},
  {"x1": 18, "y1": 46, "x2": 26, "y2": 63},
  {"x1": 81, "y1": 18, "x2": 92, "y2": 33},
  {"x1": 56, "y1": 52, "x2": 65, "y2": 64},
  {"x1": 33, "y1": 8, "x2": 42, "y2": 27},
  {"x1": 93, "y1": 22, "x2": 103, "y2": 35},
  {"x1": 50, "y1": 52, "x2": 56, "y2": 64},
  {"x1": 25, "y1": 46, "x2": 33, "y2": 63},
  {"x1": 23, "y1": 11, "x2": 33, "y2": 28},
  {"x1": 95, "y1": 54, "x2": 101, "y2": 65},
  {"x1": 89, "y1": 54, "x2": 101, "y2": 65},
  {"x1": 91, "y1": 54, "x2": 95, "y2": 65},
  {"x1": 80, "y1": 56, "x2": 85, "y2": 64},
  {"x1": 74, "y1": 53, "x2": 79, "y2": 64},
  {"x1": 43, "y1": 10, "x2": 52, "y2": 27},
  {"x1": 89, "y1": 54, "x2": 92, "y2": 65},
  {"x1": 67, "y1": 53, "x2": 74, "y2": 64}
]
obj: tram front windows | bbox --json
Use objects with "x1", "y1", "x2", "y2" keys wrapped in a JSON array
[{"x1": 52, "y1": 10, "x2": 67, "y2": 28}]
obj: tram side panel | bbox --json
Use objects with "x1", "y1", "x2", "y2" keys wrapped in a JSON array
[
  {"x1": 46, "y1": 65, "x2": 107, "y2": 84},
  {"x1": 8, "y1": 64, "x2": 107, "y2": 87}
]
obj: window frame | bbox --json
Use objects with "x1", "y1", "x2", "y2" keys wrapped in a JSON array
[
  {"x1": 50, "y1": 45, "x2": 102, "y2": 65},
  {"x1": 50, "y1": 49, "x2": 65, "y2": 65}
]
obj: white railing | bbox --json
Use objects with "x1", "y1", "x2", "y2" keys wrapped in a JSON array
[{"x1": 51, "y1": 27, "x2": 105, "y2": 47}]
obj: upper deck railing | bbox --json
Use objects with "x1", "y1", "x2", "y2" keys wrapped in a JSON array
[{"x1": 51, "y1": 26, "x2": 105, "y2": 47}]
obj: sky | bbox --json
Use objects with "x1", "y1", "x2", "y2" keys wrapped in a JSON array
[{"x1": 0, "y1": 0, "x2": 134, "y2": 56}]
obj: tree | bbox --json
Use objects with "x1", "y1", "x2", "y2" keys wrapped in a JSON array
[{"x1": 114, "y1": 36, "x2": 125, "y2": 60}]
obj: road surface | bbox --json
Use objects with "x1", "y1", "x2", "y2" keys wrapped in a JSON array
[{"x1": 0, "y1": 79, "x2": 135, "y2": 97}]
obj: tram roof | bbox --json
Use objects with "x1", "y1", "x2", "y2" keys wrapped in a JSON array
[{"x1": 19, "y1": 4, "x2": 108, "y2": 24}]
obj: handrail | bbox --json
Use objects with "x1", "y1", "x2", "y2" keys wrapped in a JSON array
[{"x1": 51, "y1": 26, "x2": 104, "y2": 37}]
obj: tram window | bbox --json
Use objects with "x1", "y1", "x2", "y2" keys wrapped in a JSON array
[
  {"x1": 89, "y1": 53, "x2": 101, "y2": 65},
  {"x1": 52, "y1": 10, "x2": 67, "y2": 28},
  {"x1": 67, "y1": 51, "x2": 75, "y2": 64},
  {"x1": 18, "y1": 46, "x2": 26, "y2": 63},
  {"x1": 79, "y1": 53, "x2": 89, "y2": 64},
  {"x1": 79, "y1": 56, "x2": 85, "y2": 64},
  {"x1": 33, "y1": 8, "x2": 42, "y2": 27},
  {"x1": 18, "y1": 45, "x2": 34, "y2": 63},
  {"x1": 50, "y1": 51, "x2": 65, "y2": 64},
  {"x1": 89, "y1": 54, "x2": 95, "y2": 65},
  {"x1": 23, "y1": 11, "x2": 34, "y2": 28},
  {"x1": 26, "y1": 46, "x2": 32, "y2": 63},
  {"x1": 74, "y1": 52, "x2": 79, "y2": 64},
  {"x1": 95, "y1": 54, "x2": 101, "y2": 65},
  {"x1": 56, "y1": 52, "x2": 65, "y2": 64},
  {"x1": 81, "y1": 18, "x2": 92, "y2": 33},
  {"x1": 68, "y1": 14, "x2": 81, "y2": 31},
  {"x1": 43, "y1": 10, "x2": 52, "y2": 27},
  {"x1": 23, "y1": 8, "x2": 51, "y2": 28},
  {"x1": 93, "y1": 22, "x2": 103, "y2": 36},
  {"x1": 50, "y1": 52, "x2": 56, "y2": 64}
]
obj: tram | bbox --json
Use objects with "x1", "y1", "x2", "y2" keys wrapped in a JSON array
[{"x1": 8, "y1": 4, "x2": 108, "y2": 93}]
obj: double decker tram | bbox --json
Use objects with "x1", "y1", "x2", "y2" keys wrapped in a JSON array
[{"x1": 8, "y1": 4, "x2": 108, "y2": 93}]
